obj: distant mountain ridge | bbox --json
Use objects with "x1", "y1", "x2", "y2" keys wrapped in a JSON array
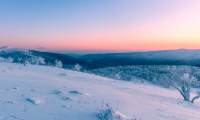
[
  {"x1": 1, "y1": 47, "x2": 200, "y2": 69},
  {"x1": 0, "y1": 46, "x2": 84, "y2": 68},
  {"x1": 79, "y1": 49, "x2": 200, "y2": 67}
]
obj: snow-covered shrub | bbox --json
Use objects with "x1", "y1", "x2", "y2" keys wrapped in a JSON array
[
  {"x1": 0, "y1": 57, "x2": 14, "y2": 63},
  {"x1": 55, "y1": 60, "x2": 63, "y2": 69},
  {"x1": 99, "y1": 109, "x2": 124, "y2": 120},
  {"x1": 6, "y1": 57, "x2": 14, "y2": 63},
  {"x1": 0, "y1": 57, "x2": 5, "y2": 62},
  {"x1": 36, "y1": 57, "x2": 45, "y2": 65},
  {"x1": 74, "y1": 63, "x2": 82, "y2": 71},
  {"x1": 30, "y1": 57, "x2": 37, "y2": 64},
  {"x1": 95, "y1": 100, "x2": 120, "y2": 120},
  {"x1": 115, "y1": 74, "x2": 120, "y2": 80},
  {"x1": 30, "y1": 57, "x2": 45, "y2": 65},
  {"x1": 95, "y1": 100, "x2": 141, "y2": 120},
  {"x1": 17, "y1": 57, "x2": 22, "y2": 64},
  {"x1": 22, "y1": 57, "x2": 29, "y2": 66},
  {"x1": 24, "y1": 60, "x2": 30, "y2": 66}
]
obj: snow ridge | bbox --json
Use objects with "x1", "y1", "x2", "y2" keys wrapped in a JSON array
[{"x1": 0, "y1": 46, "x2": 29, "y2": 54}]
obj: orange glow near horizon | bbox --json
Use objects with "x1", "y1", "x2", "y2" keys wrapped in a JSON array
[{"x1": 1, "y1": 1, "x2": 200, "y2": 51}]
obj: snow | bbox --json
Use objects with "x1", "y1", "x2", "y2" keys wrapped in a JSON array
[
  {"x1": 0, "y1": 63, "x2": 200, "y2": 120},
  {"x1": 0, "y1": 46, "x2": 29, "y2": 54}
]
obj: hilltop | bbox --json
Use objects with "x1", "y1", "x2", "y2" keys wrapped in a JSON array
[{"x1": 0, "y1": 63, "x2": 200, "y2": 120}]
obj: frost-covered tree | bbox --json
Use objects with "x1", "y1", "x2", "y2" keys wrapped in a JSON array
[
  {"x1": 36, "y1": 57, "x2": 45, "y2": 65},
  {"x1": 115, "y1": 74, "x2": 120, "y2": 80},
  {"x1": 22, "y1": 58, "x2": 29, "y2": 66},
  {"x1": 6, "y1": 57, "x2": 14, "y2": 63},
  {"x1": 55, "y1": 60, "x2": 63, "y2": 69},
  {"x1": 24, "y1": 60, "x2": 30, "y2": 66},
  {"x1": 166, "y1": 66, "x2": 200, "y2": 103},
  {"x1": 74, "y1": 63, "x2": 82, "y2": 71},
  {"x1": 0, "y1": 57, "x2": 5, "y2": 62},
  {"x1": 30, "y1": 57, "x2": 37, "y2": 64},
  {"x1": 29, "y1": 57, "x2": 45, "y2": 65},
  {"x1": 17, "y1": 57, "x2": 22, "y2": 64}
]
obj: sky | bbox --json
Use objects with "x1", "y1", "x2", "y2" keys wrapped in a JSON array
[{"x1": 0, "y1": 0, "x2": 200, "y2": 51}]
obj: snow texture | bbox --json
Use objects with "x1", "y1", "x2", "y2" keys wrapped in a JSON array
[{"x1": 0, "y1": 63, "x2": 200, "y2": 120}]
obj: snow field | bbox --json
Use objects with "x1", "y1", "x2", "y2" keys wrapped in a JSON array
[{"x1": 0, "y1": 63, "x2": 200, "y2": 120}]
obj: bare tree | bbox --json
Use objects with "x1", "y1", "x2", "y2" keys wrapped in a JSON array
[{"x1": 166, "y1": 66, "x2": 200, "y2": 103}]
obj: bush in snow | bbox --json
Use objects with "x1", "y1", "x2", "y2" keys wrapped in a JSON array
[
  {"x1": 74, "y1": 63, "x2": 82, "y2": 71},
  {"x1": 36, "y1": 57, "x2": 45, "y2": 65},
  {"x1": 22, "y1": 58, "x2": 29, "y2": 66},
  {"x1": 95, "y1": 100, "x2": 141, "y2": 120},
  {"x1": 0, "y1": 57, "x2": 5, "y2": 62},
  {"x1": 94, "y1": 100, "x2": 121, "y2": 120},
  {"x1": 6, "y1": 57, "x2": 14, "y2": 63},
  {"x1": 24, "y1": 60, "x2": 30, "y2": 66},
  {"x1": 0, "y1": 57, "x2": 14, "y2": 63},
  {"x1": 30, "y1": 57, "x2": 45, "y2": 65},
  {"x1": 115, "y1": 74, "x2": 120, "y2": 80},
  {"x1": 17, "y1": 57, "x2": 22, "y2": 64},
  {"x1": 55, "y1": 60, "x2": 63, "y2": 69}
]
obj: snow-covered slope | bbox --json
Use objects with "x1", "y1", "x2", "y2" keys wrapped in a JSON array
[
  {"x1": 0, "y1": 46, "x2": 29, "y2": 54},
  {"x1": 0, "y1": 63, "x2": 200, "y2": 120}
]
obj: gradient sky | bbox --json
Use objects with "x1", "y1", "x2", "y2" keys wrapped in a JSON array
[{"x1": 0, "y1": 0, "x2": 200, "y2": 51}]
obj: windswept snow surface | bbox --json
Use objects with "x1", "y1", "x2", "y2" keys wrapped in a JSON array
[{"x1": 0, "y1": 63, "x2": 200, "y2": 120}]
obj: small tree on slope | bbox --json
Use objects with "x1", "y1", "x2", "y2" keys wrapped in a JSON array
[
  {"x1": 74, "y1": 63, "x2": 82, "y2": 72},
  {"x1": 6, "y1": 57, "x2": 14, "y2": 63},
  {"x1": 55, "y1": 60, "x2": 63, "y2": 69},
  {"x1": 0, "y1": 57, "x2": 5, "y2": 62},
  {"x1": 166, "y1": 66, "x2": 200, "y2": 103},
  {"x1": 36, "y1": 57, "x2": 45, "y2": 65},
  {"x1": 17, "y1": 57, "x2": 22, "y2": 64}
]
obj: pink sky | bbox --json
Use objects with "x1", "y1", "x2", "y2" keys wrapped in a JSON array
[{"x1": 1, "y1": 0, "x2": 200, "y2": 51}]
